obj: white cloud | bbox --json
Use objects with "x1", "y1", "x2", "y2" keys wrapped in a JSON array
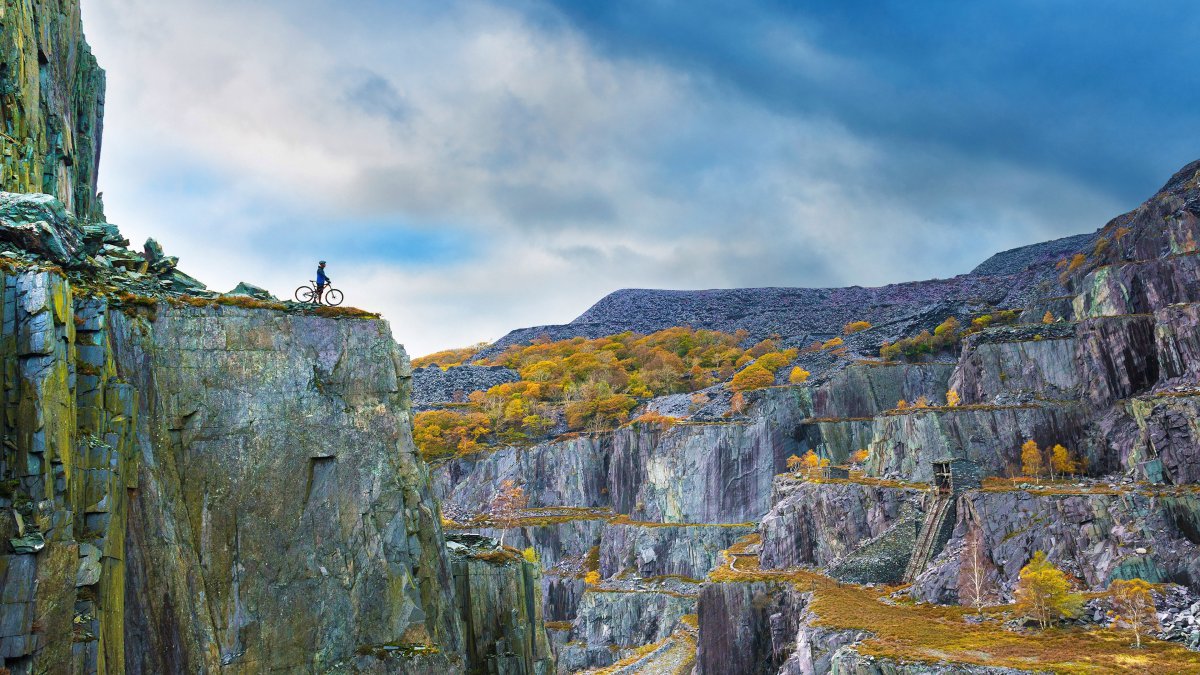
[{"x1": 81, "y1": 0, "x2": 1122, "y2": 356}]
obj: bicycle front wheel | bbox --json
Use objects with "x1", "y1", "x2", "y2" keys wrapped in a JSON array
[
  {"x1": 324, "y1": 289, "x2": 344, "y2": 306},
  {"x1": 295, "y1": 285, "x2": 315, "y2": 303}
]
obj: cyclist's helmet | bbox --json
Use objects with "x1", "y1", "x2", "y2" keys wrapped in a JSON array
[{"x1": 319, "y1": 260, "x2": 326, "y2": 265}]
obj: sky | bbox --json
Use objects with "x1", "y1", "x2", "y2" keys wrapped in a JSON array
[{"x1": 81, "y1": 0, "x2": 1200, "y2": 356}]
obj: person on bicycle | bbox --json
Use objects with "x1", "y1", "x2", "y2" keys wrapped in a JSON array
[{"x1": 316, "y1": 261, "x2": 331, "y2": 302}]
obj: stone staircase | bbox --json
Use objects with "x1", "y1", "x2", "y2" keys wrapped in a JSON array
[{"x1": 903, "y1": 494, "x2": 955, "y2": 583}]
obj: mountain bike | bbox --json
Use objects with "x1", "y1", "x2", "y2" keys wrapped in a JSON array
[{"x1": 294, "y1": 281, "x2": 344, "y2": 306}]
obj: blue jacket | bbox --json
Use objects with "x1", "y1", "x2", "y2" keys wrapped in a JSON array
[{"x1": 317, "y1": 268, "x2": 329, "y2": 285}]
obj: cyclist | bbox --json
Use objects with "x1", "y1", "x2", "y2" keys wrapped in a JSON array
[{"x1": 315, "y1": 261, "x2": 331, "y2": 302}]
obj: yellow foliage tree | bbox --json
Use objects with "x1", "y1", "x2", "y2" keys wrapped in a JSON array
[
  {"x1": 800, "y1": 450, "x2": 830, "y2": 479},
  {"x1": 1043, "y1": 311, "x2": 1055, "y2": 324},
  {"x1": 1021, "y1": 440, "x2": 1044, "y2": 482},
  {"x1": 731, "y1": 364, "x2": 775, "y2": 391},
  {"x1": 1067, "y1": 253, "x2": 1087, "y2": 272},
  {"x1": 913, "y1": 395, "x2": 930, "y2": 408},
  {"x1": 1050, "y1": 444, "x2": 1077, "y2": 479},
  {"x1": 844, "y1": 321, "x2": 872, "y2": 335},
  {"x1": 895, "y1": 399, "x2": 908, "y2": 410},
  {"x1": 786, "y1": 454, "x2": 803, "y2": 473},
  {"x1": 1108, "y1": 578, "x2": 1159, "y2": 649},
  {"x1": 946, "y1": 389, "x2": 961, "y2": 407},
  {"x1": 584, "y1": 570, "x2": 600, "y2": 586},
  {"x1": 1014, "y1": 551, "x2": 1083, "y2": 629},
  {"x1": 756, "y1": 349, "x2": 798, "y2": 373},
  {"x1": 851, "y1": 449, "x2": 870, "y2": 465},
  {"x1": 821, "y1": 337, "x2": 844, "y2": 350},
  {"x1": 788, "y1": 367, "x2": 811, "y2": 384}
]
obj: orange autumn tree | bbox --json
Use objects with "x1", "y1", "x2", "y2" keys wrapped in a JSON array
[
  {"x1": 946, "y1": 389, "x2": 961, "y2": 407},
  {"x1": 732, "y1": 364, "x2": 775, "y2": 391},
  {"x1": 843, "y1": 321, "x2": 872, "y2": 335},
  {"x1": 1021, "y1": 440, "x2": 1044, "y2": 483},
  {"x1": 788, "y1": 367, "x2": 811, "y2": 384},
  {"x1": 786, "y1": 454, "x2": 804, "y2": 473},
  {"x1": 1050, "y1": 444, "x2": 1078, "y2": 479},
  {"x1": 489, "y1": 479, "x2": 528, "y2": 546}
]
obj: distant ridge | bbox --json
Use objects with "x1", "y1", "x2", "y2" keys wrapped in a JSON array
[{"x1": 476, "y1": 228, "x2": 1096, "y2": 359}]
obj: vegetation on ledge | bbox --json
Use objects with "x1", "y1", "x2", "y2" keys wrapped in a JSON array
[{"x1": 413, "y1": 326, "x2": 801, "y2": 459}]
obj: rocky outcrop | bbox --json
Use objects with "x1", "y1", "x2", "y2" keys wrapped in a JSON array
[
  {"x1": 910, "y1": 489, "x2": 1200, "y2": 604},
  {"x1": 812, "y1": 363, "x2": 955, "y2": 419},
  {"x1": 116, "y1": 303, "x2": 465, "y2": 673},
  {"x1": 435, "y1": 437, "x2": 612, "y2": 518},
  {"x1": 609, "y1": 388, "x2": 805, "y2": 523},
  {"x1": 760, "y1": 480, "x2": 924, "y2": 571},
  {"x1": 951, "y1": 331, "x2": 1079, "y2": 405},
  {"x1": 559, "y1": 589, "x2": 694, "y2": 671},
  {"x1": 448, "y1": 535, "x2": 554, "y2": 675},
  {"x1": 0, "y1": 260, "x2": 535, "y2": 674},
  {"x1": 867, "y1": 404, "x2": 1098, "y2": 481},
  {"x1": 696, "y1": 582, "x2": 811, "y2": 675},
  {"x1": 0, "y1": 0, "x2": 106, "y2": 221},
  {"x1": 1128, "y1": 394, "x2": 1200, "y2": 484},
  {"x1": 600, "y1": 521, "x2": 753, "y2": 581}
]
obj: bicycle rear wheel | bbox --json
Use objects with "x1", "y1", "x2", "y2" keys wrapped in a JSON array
[
  {"x1": 324, "y1": 288, "x2": 344, "y2": 306},
  {"x1": 295, "y1": 285, "x2": 315, "y2": 303}
]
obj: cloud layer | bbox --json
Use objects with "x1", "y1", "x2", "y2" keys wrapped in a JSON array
[{"x1": 81, "y1": 0, "x2": 1196, "y2": 355}]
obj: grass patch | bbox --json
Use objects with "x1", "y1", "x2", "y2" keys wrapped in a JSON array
[
  {"x1": 608, "y1": 514, "x2": 755, "y2": 529},
  {"x1": 707, "y1": 536, "x2": 1200, "y2": 673}
]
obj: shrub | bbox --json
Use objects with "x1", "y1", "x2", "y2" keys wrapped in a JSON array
[
  {"x1": 630, "y1": 411, "x2": 678, "y2": 430},
  {"x1": 851, "y1": 449, "x2": 869, "y2": 465},
  {"x1": 788, "y1": 367, "x2": 810, "y2": 384},
  {"x1": 731, "y1": 364, "x2": 775, "y2": 391},
  {"x1": 584, "y1": 570, "x2": 600, "y2": 586},
  {"x1": 913, "y1": 395, "x2": 930, "y2": 408},
  {"x1": 843, "y1": 321, "x2": 872, "y2": 335},
  {"x1": 412, "y1": 343, "x2": 489, "y2": 369},
  {"x1": 895, "y1": 399, "x2": 908, "y2": 409},
  {"x1": 412, "y1": 410, "x2": 491, "y2": 460},
  {"x1": 1015, "y1": 551, "x2": 1083, "y2": 629},
  {"x1": 946, "y1": 390, "x2": 960, "y2": 407},
  {"x1": 523, "y1": 547, "x2": 540, "y2": 564},
  {"x1": 755, "y1": 349, "x2": 798, "y2": 373},
  {"x1": 1066, "y1": 253, "x2": 1087, "y2": 272},
  {"x1": 1042, "y1": 311, "x2": 1055, "y2": 324},
  {"x1": 821, "y1": 337, "x2": 844, "y2": 350}
]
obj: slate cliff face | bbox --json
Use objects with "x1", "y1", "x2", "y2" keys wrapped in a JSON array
[
  {"x1": 0, "y1": 269, "x2": 490, "y2": 673},
  {"x1": 117, "y1": 304, "x2": 466, "y2": 673},
  {"x1": 0, "y1": 0, "x2": 106, "y2": 221}
]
